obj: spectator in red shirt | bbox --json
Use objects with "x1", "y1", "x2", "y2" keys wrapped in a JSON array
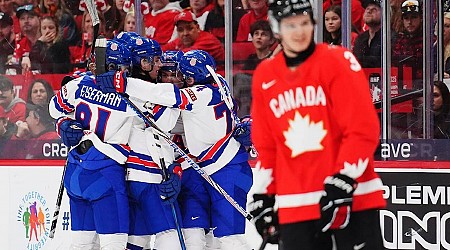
[
  {"x1": 14, "y1": 4, "x2": 41, "y2": 73},
  {"x1": 144, "y1": 0, "x2": 181, "y2": 45},
  {"x1": 163, "y1": 10, "x2": 225, "y2": 65},
  {"x1": 0, "y1": 75, "x2": 26, "y2": 124},
  {"x1": 0, "y1": 0, "x2": 20, "y2": 33},
  {"x1": 236, "y1": 0, "x2": 268, "y2": 41}
]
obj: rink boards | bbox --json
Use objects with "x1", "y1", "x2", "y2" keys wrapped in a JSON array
[{"x1": 1, "y1": 161, "x2": 450, "y2": 250}]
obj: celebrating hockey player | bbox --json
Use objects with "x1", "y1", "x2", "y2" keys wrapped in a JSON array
[
  {"x1": 96, "y1": 49, "x2": 253, "y2": 250},
  {"x1": 250, "y1": 0, "x2": 386, "y2": 249},
  {"x1": 109, "y1": 33, "x2": 185, "y2": 250}
]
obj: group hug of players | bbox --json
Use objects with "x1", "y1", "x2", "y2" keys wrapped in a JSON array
[{"x1": 49, "y1": 31, "x2": 254, "y2": 250}]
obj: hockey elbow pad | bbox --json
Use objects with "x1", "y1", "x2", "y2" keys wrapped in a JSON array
[
  {"x1": 56, "y1": 117, "x2": 84, "y2": 147},
  {"x1": 96, "y1": 70, "x2": 127, "y2": 93},
  {"x1": 319, "y1": 174, "x2": 357, "y2": 232}
]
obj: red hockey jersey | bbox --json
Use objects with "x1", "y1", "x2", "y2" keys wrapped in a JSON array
[{"x1": 251, "y1": 44, "x2": 385, "y2": 224}]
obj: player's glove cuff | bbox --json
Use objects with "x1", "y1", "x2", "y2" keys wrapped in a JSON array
[
  {"x1": 319, "y1": 174, "x2": 357, "y2": 232},
  {"x1": 96, "y1": 70, "x2": 127, "y2": 93}
]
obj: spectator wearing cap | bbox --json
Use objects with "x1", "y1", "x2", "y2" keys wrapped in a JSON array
[
  {"x1": 392, "y1": 0, "x2": 425, "y2": 86},
  {"x1": 14, "y1": 4, "x2": 41, "y2": 73},
  {"x1": 0, "y1": 75, "x2": 26, "y2": 124},
  {"x1": 353, "y1": 0, "x2": 382, "y2": 68},
  {"x1": 37, "y1": 0, "x2": 80, "y2": 46},
  {"x1": 143, "y1": 0, "x2": 181, "y2": 45},
  {"x1": 162, "y1": 10, "x2": 225, "y2": 65},
  {"x1": 0, "y1": 12, "x2": 15, "y2": 74},
  {"x1": 236, "y1": 0, "x2": 268, "y2": 42}
]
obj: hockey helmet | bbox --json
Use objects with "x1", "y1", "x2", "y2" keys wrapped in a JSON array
[
  {"x1": 161, "y1": 50, "x2": 184, "y2": 72},
  {"x1": 129, "y1": 37, "x2": 162, "y2": 67},
  {"x1": 106, "y1": 40, "x2": 132, "y2": 70},
  {"x1": 114, "y1": 31, "x2": 140, "y2": 47},
  {"x1": 178, "y1": 50, "x2": 216, "y2": 84}
]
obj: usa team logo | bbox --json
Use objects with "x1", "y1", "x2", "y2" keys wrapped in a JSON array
[{"x1": 16, "y1": 191, "x2": 51, "y2": 249}]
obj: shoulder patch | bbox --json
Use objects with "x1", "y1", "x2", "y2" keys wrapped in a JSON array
[{"x1": 61, "y1": 85, "x2": 68, "y2": 99}]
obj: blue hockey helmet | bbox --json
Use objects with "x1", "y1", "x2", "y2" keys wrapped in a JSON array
[
  {"x1": 114, "y1": 31, "x2": 140, "y2": 47},
  {"x1": 161, "y1": 50, "x2": 184, "y2": 72},
  {"x1": 106, "y1": 40, "x2": 132, "y2": 70},
  {"x1": 178, "y1": 50, "x2": 216, "y2": 84},
  {"x1": 129, "y1": 37, "x2": 163, "y2": 67}
]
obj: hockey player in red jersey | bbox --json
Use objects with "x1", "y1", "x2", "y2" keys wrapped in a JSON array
[{"x1": 250, "y1": 0, "x2": 386, "y2": 249}]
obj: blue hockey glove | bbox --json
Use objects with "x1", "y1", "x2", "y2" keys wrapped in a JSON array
[
  {"x1": 233, "y1": 116, "x2": 252, "y2": 147},
  {"x1": 159, "y1": 163, "x2": 182, "y2": 205},
  {"x1": 249, "y1": 194, "x2": 279, "y2": 244},
  {"x1": 318, "y1": 174, "x2": 357, "y2": 232},
  {"x1": 56, "y1": 117, "x2": 84, "y2": 147},
  {"x1": 95, "y1": 70, "x2": 127, "y2": 93}
]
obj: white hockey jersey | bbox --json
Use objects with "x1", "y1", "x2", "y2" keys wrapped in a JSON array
[
  {"x1": 125, "y1": 77, "x2": 243, "y2": 175},
  {"x1": 49, "y1": 74, "x2": 135, "y2": 163}
]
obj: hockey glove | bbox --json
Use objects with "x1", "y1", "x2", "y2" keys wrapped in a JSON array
[
  {"x1": 95, "y1": 70, "x2": 127, "y2": 93},
  {"x1": 318, "y1": 174, "x2": 357, "y2": 232},
  {"x1": 249, "y1": 194, "x2": 279, "y2": 244},
  {"x1": 233, "y1": 116, "x2": 252, "y2": 147},
  {"x1": 159, "y1": 163, "x2": 183, "y2": 205},
  {"x1": 56, "y1": 117, "x2": 84, "y2": 147}
]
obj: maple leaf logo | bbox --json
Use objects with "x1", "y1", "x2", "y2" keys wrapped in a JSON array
[
  {"x1": 340, "y1": 158, "x2": 369, "y2": 179},
  {"x1": 283, "y1": 111, "x2": 327, "y2": 157}
]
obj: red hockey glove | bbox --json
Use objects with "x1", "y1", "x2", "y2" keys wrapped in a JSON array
[
  {"x1": 96, "y1": 70, "x2": 127, "y2": 93},
  {"x1": 319, "y1": 174, "x2": 357, "y2": 232}
]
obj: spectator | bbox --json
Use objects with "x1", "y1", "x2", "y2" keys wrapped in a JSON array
[
  {"x1": 0, "y1": 75, "x2": 26, "y2": 123},
  {"x1": 236, "y1": 0, "x2": 268, "y2": 42},
  {"x1": 353, "y1": 0, "x2": 382, "y2": 68},
  {"x1": 38, "y1": 0, "x2": 80, "y2": 46},
  {"x1": 143, "y1": 0, "x2": 181, "y2": 45},
  {"x1": 104, "y1": 0, "x2": 126, "y2": 38},
  {"x1": 391, "y1": 0, "x2": 424, "y2": 86},
  {"x1": 440, "y1": 12, "x2": 450, "y2": 75},
  {"x1": 0, "y1": 0, "x2": 20, "y2": 33},
  {"x1": 122, "y1": 10, "x2": 136, "y2": 32},
  {"x1": 29, "y1": 15, "x2": 71, "y2": 73},
  {"x1": 0, "y1": 110, "x2": 17, "y2": 157},
  {"x1": 163, "y1": 10, "x2": 225, "y2": 66},
  {"x1": 432, "y1": 81, "x2": 450, "y2": 139},
  {"x1": 70, "y1": 10, "x2": 106, "y2": 70},
  {"x1": 323, "y1": 0, "x2": 365, "y2": 33},
  {"x1": 204, "y1": 0, "x2": 245, "y2": 43},
  {"x1": 0, "y1": 12, "x2": 15, "y2": 74},
  {"x1": 323, "y1": 5, "x2": 358, "y2": 47},
  {"x1": 189, "y1": 0, "x2": 214, "y2": 30},
  {"x1": 233, "y1": 21, "x2": 275, "y2": 117},
  {"x1": 242, "y1": 19, "x2": 274, "y2": 70},
  {"x1": 14, "y1": 4, "x2": 41, "y2": 74},
  {"x1": 26, "y1": 79, "x2": 54, "y2": 106},
  {"x1": 15, "y1": 103, "x2": 56, "y2": 140}
]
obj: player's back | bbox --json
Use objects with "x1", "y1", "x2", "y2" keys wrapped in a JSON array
[{"x1": 49, "y1": 75, "x2": 136, "y2": 145}]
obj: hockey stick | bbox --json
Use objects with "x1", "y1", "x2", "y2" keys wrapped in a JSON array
[
  {"x1": 84, "y1": 0, "x2": 100, "y2": 66},
  {"x1": 205, "y1": 65, "x2": 258, "y2": 157},
  {"x1": 49, "y1": 159, "x2": 68, "y2": 238},
  {"x1": 151, "y1": 129, "x2": 186, "y2": 250},
  {"x1": 120, "y1": 93, "x2": 253, "y2": 221}
]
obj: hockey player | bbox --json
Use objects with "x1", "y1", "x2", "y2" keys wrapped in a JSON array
[
  {"x1": 48, "y1": 58, "x2": 133, "y2": 250},
  {"x1": 114, "y1": 35, "x2": 184, "y2": 250},
  {"x1": 250, "y1": 0, "x2": 386, "y2": 249},
  {"x1": 96, "y1": 50, "x2": 253, "y2": 250}
]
